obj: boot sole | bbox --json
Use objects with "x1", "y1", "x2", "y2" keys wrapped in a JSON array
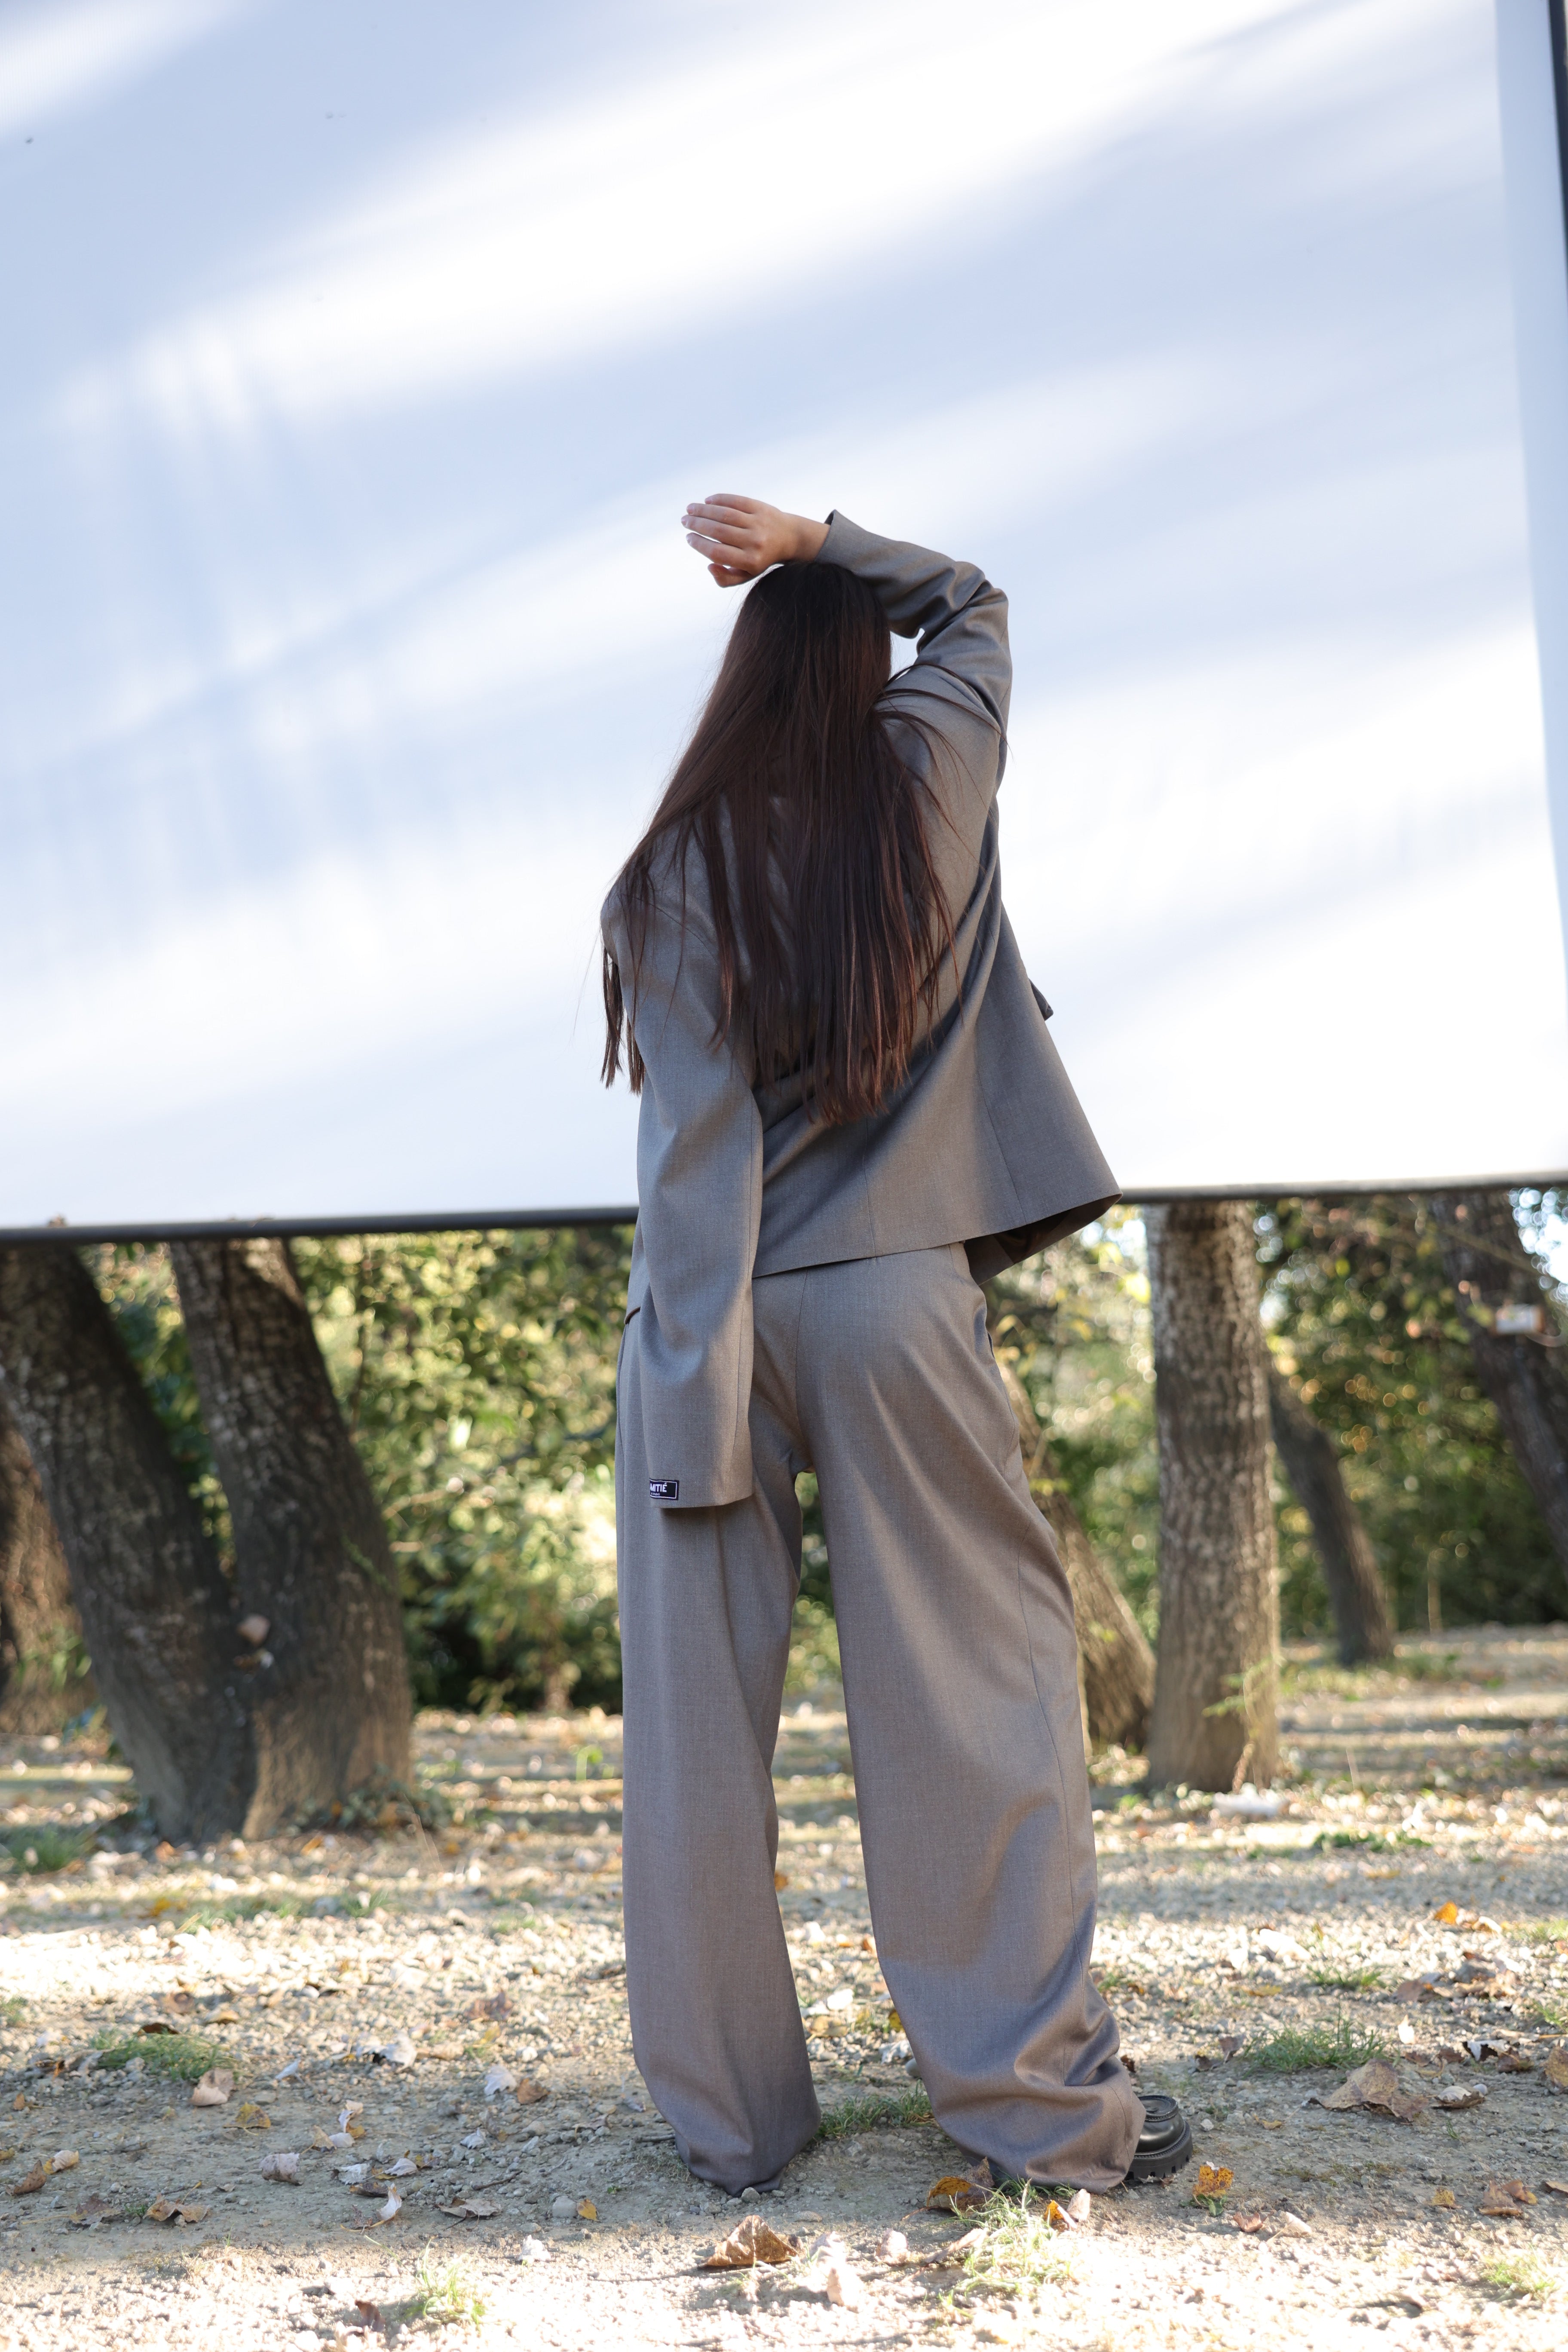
[{"x1": 1125, "y1": 2113, "x2": 1194, "y2": 2183}]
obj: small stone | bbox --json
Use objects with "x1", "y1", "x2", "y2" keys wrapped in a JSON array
[{"x1": 551, "y1": 2193, "x2": 576, "y2": 2222}]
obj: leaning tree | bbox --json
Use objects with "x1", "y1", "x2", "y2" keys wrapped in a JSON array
[{"x1": 0, "y1": 1237, "x2": 410, "y2": 1842}]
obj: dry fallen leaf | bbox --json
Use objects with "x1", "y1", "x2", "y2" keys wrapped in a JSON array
[
  {"x1": 259, "y1": 2150, "x2": 300, "y2": 2183},
  {"x1": 926, "y1": 2174, "x2": 987, "y2": 2214},
  {"x1": 9, "y1": 2162, "x2": 48, "y2": 2198},
  {"x1": 191, "y1": 2069, "x2": 233, "y2": 2108},
  {"x1": 576, "y1": 2197, "x2": 597, "y2": 2221},
  {"x1": 774, "y1": 1871, "x2": 789, "y2": 1890},
  {"x1": 354, "y1": 2301, "x2": 383, "y2": 2334},
  {"x1": 377, "y1": 2030, "x2": 417, "y2": 2068},
  {"x1": 376, "y1": 2187, "x2": 402, "y2": 2223},
  {"x1": 515, "y1": 2076, "x2": 549, "y2": 2106},
  {"x1": 701, "y1": 2213, "x2": 802, "y2": 2269},
  {"x1": 1431, "y1": 2187, "x2": 1456, "y2": 2209},
  {"x1": 144, "y1": 2195, "x2": 210, "y2": 2225},
  {"x1": 1541, "y1": 2179, "x2": 1568, "y2": 2199},
  {"x1": 49, "y1": 2149, "x2": 79, "y2": 2173},
  {"x1": 436, "y1": 2195, "x2": 501, "y2": 2220},
  {"x1": 1543, "y1": 2049, "x2": 1568, "y2": 2093},
  {"x1": 1432, "y1": 1901, "x2": 1461, "y2": 1925},
  {"x1": 1065, "y1": 2188, "x2": 1092, "y2": 2225},
  {"x1": 233, "y1": 2102, "x2": 271, "y2": 2132},
  {"x1": 1217, "y1": 2034, "x2": 1245, "y2": 2058},
  {"x1": 468, "y1": 1992, "x2": 510, "y2": 2023},
  {"x1": 1310, "y1": 2061, "x2": 1427, "y2": 2125},
  {"x1": 877, "y1": 2229, "x2": 910, "y2": 2262},
  {"x1": 1194, "y1": 2165, "x2": 1233, "y2": 2201},
  {"x1": 1433, "y1": 2084, "x2": 1485, "y2": 2111},
  {"x1": 69, "y1": 2194, "x2": 122, "y2": 2229},
  {"x1": 483, "y1": 2062, "x2": 517, "y2": 2101},
  {"x1": 1478, "y1": 2178, "x2": 1537, "y2": 2216}
]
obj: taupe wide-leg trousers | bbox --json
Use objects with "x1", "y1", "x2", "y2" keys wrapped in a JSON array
[{"x1": 615, "y1": 1242, "x2": 1141, "y2": 2195}]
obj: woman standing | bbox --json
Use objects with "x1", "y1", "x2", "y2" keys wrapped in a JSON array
[{"x1": 600, "y1": 496, "x2": 1189, "y2": 2199}]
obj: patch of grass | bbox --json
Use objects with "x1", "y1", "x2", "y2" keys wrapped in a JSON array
[
  {"x1": 953, "y1": 2192, "x2": 1076, "y2": 2304},
  {"x1": 1480, "y1": 2251, "x2": 1551, "y2": 2300},
  {"x1": 0, "y1": 1825, "x2": 94, "y2": 1873},
  {"x1": 1308, "y1": 1966, "x2": 1384, "y2": 1992},
  {"x1": 0, "y1": 1994, "x2": 25, "y2": 2026},
  {"x1": 1528, "y1": 1999, "x2": 1568, "y2": 2033},
  {"x1": 1514, "y1": 1917, "x2": 1568, "y2": 1948},
  {"x1": 816, "y1": 2086, "x2": 932, "y2": 2138},
  {"x1": 1313, "y1": 1829, "x2": 1431, "y2": 1853},
  {"x1": 411, "y1": 2247, "x2": 487, "y2": 2328},
  {"x1": 92, "y1": 2030, "x2": 227, "y2": 2082},
  {"x1": 1247, "y1": 2014, "x2": 1390, "y2": 2074}
]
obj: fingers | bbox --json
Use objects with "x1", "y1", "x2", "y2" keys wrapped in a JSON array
[{"x1": 682, "y1": 507, "x2": 760, "y2": 550}]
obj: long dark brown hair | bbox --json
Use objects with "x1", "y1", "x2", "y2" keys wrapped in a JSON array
[{"x1": 602, "y1": 560, "x2": 959, "y2": 1127}]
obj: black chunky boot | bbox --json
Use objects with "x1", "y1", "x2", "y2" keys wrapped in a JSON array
[{"x1": 988, "y1": 2092, "x2": 1194, "y2": 2198}]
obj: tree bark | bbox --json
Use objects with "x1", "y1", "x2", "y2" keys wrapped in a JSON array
[
  {"x1": 0, "y1": 1245, "x2": 251, "y2": 1836},
  {"x1": 1433, "y1": 1191, "x2": 1568, "y2": 1598},
  {"x1": 1267, "y1": 1364, "x2": 1394, "y2": 1665},
  {"x1": 995, "y1": 1356, "x2": 1155, "y2": 1750},
  {"x1": 169, "y1": 1238, "x2": 411, "y2": 1828},
  {"x1": 0, "y1": 1393, "x2": 98, "y2": 1733},
  {"x1": 1145, "y1": 1202, "x2": 1280, "y2": 1790}
]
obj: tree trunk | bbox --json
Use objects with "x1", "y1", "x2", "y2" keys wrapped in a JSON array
[
  {"x1": 0, "y1": 1245, "x2": 252, "y2": 1836},
  {"x1": 994, "y1": 1356, "x2": 1155, "y2": 1750},
  {"x1": 1433, "y1": 1191, "x2": 1568, "y2": 1596},
  {"x1": 0, "y1": 1393, "x2": 98, "y2": 1733},
  {"x1": 1267, "y1": 1364, "x2": 1394, "y2": 1665},
  {"x1": 1145, "y1": 1202, "x2": 1279, "y2": 1790},
  {"x1": 169, "y1": 1238, "x2": 411, "y2": 1828}
]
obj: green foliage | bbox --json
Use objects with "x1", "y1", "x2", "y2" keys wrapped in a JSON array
[
  {"x1": 1, "y1": 1824, "x2": 92, "y2": 1872},
  {"x1": 92, "y1": 2030, "x2": 227, "y2": 2080},
  {"x1": 1247, "y1": 2015, "x2": 1389, "y2": 2072},
  {"x1": 1260, "y1": 1197, "x2": 1563, "y2": 1635},
  {"x1": 94, "y1": 1244, "x2": 233, "y2": 1560},
  {"x1": 411, "y1": 2248, "x2": 487, "y2": 2327},
  {"x1": 988, "y1": 1212, "x2": 1159, "y2": 1629},
  {"x1": 294, "y1": 1227, "x2": 633, "y2": 1713},
  {"x1": 816, "y1": 2086, "x2": 932, "y2": 2137},
  {"x1": 1480, "y1": 2251, "x2": 1551, "y2": 2299},
  {"x1": 955, "y1": 2190, "x2": 1076, "y2": 2301}
]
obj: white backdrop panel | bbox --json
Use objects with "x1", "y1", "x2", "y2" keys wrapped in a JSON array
[{"x1": 3, "y1": 0, "x2": 1568, "y2": 1228}]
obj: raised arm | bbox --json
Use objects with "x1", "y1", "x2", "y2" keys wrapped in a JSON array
[{"x1": 681, "y1": 492, "x2": 1010, "y2": 752}]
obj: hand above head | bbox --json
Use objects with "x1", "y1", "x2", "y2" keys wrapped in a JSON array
[{"x1": 681, "y1": 495, "x2": 829, "y2": 587}]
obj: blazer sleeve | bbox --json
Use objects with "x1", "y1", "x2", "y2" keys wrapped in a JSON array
[
  {"x1": 813, "y1": 511, "x2": 1011, "y2": 756},
  {"x1": 604, "y1": 887, "x2": 762, "y2": 1509}
]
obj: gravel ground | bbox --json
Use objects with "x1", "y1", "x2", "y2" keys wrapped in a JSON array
[{"x1": 0, "y1": 1626, "x2": 1565, "y2": 2349}]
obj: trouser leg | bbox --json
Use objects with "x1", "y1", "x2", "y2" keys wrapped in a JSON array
[
  {"x1": 615, "y1": 1285, "x2": 820, "y2": 2193},
  {"x1": 798, "y1": 1245, "x2": 1142, "y2": 2191}
]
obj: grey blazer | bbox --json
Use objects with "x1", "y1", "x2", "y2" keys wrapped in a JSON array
[{"x1": 602, "y1": 514, "x2": 1117, "y2": 1508}]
